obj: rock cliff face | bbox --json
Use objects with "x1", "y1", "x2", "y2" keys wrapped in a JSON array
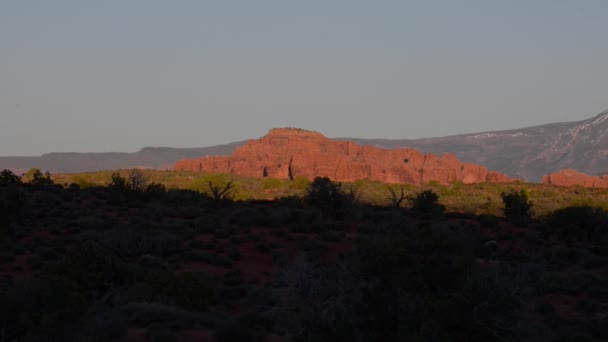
[
  {"x1": 349, "y1": 109, "x2": 608, "y2": 182},
  {"x1": 174, "y1": 128, "x2": 511, "y2": 185},
  {"x1": 542, "y1": 169, "x2": 608, "y2": 189}
]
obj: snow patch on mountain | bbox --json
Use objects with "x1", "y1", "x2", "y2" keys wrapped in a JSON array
[{"x1": 468, "y1": 132, "x2": 526, "y2": 139}]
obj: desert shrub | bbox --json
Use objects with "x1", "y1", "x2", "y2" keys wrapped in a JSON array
[
  {"x1": 231, "y1": 207, "x2": 266, "y2": 226},
  {"x1": 107, "y1": 170, "x2": 153, "y2": 202},
  {"x1": 145, "y1": 182, "x2": 167, "y2": 199},
  {"x1": 355, "y1": 227, "x2": 521, "y2": 341},
  {"x1": 189, "y1": 173, "x2": 239, "y2": 202},
  {"x1": 122, "y1": 271, "x2": 216, "y2": 312},
  {"x1": 107, "y1": 172, "x2": 129, "y2": 203},
  {"x1": 304, "y1": 177, "x2": 357, "y2": 219},
  {"x1": 275, "y1": 195, "x2": 303, "y2": 207},
  {"x1": 0, "y1": 275, "x2": 86, "y2": 341},
  {"x1": 276, "y1": 222, "x2": 522, "y2": 342},
  {"x1": 320, "y1": 230, "x2": 341, "y2": 242},
  {"x1": 71, "y1": 175, "x2": 98, "y2": 189},
  {"x1": 439, "y1": 181, "x2": 463, "y2": 197},
  {"x1": 386, "y1": 185, "x2": 407, "y2": 208},
  {"x1": 0, "y1": 169, "x2": 21, "y2": 185},
  {"x1": 73, "y1": 305, "x2": 128, "y2": 342},
  {"x1": 107, "y1": 230, "x2": 182, "y2": 259},
  {"x1": 407, "y1": 189, "x2": 445, "y2": 218},
  {"x1": 0, "y1": 183, "x2": 26, "y2": 235},
  {"x1": 52, "y1": 240, "x2": 136, "y2": 293},
  {"x1": 127, "y1": 168, "x2": 148, "y2": 191},
  {"x1": 255, "y1": 241, "x2": 275, "y2": 254},
  {"x1": 477, "y1": 214, "x2": 500, "y2": 228},
  {"x1": 273, "y1": 255, "x2": 361, "y2": 342},
  {"x1": 139, "y1": 254, "x2": 169, "y2": 270},
  {"x1": 291, "y1": 176, "x2": 311, "y2": 190},
  {"x1": 215, "y1": 320, "x2": 258, "y2": 342},
  {"x1": 263, "y1": 177, "x2": 284, "y2": 190},
  {"x1": 501, "y1": 189, "x2": 532, "y2": 223},
  {"x1": 23, "y1": 168, "x2": 54, "y2": 187},
  {"x1": 146, "y1": 325, "x2": 178, "y2": 342},
  {"x1": 163, "y1": 189, "x2": 208, "y2": 206},
  {"x1": 544, "y1": 205, "x2": 608, "y2": 241}
]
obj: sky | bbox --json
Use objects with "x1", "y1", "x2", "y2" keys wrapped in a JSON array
[{"x1": 1, "y1": 1, "x2": 607, "y2": 156}]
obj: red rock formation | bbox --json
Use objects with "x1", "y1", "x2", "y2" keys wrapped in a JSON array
[
  {"x1": 542, "y1": 169, "x2": 608, "y2": 189},
  {"x1": 175, "y1": 128, "x2": 511, "y2": 185}
]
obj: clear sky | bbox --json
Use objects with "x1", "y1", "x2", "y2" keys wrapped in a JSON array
[{"x1": 1, "y1": 1, "x2": 607, "y2": 156}]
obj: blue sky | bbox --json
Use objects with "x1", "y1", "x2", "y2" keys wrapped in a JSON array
[{"x1": 1, "y1": 1, "x2": 607, "y2": 155}]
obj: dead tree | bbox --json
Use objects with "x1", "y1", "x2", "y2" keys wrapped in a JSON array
[
  {"x1": 207, "y1": 180, "x2": 235, "y2": 201},
  {"x1": 388, "y1": 185, "x2": 406, "y2": 208}
]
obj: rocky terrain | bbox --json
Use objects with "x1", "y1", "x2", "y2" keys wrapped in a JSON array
[
  {"x1": 175, "y1": 128, "x2": 510, "y2": 185},
  {"x1": 3, "y1": 109, "x2": 607, "y2": 183},
  {"x1": 543, "y1": 168, "x2": 608, "y2": 189},
  {"x1": 352, "y1": 109, "x2": 608, "y2": 181}
]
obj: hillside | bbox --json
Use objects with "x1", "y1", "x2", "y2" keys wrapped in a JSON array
[
  {"x1": 2, "y1": 172, "x2": 608, "y2": 340},
  {"x1": 2, "y1": 109, "x2": 607, "y2": 181},
  {"x1": 349, "y1": 109, "x2": 608, "y2": 181},
  {"x1": 0, "y1": 141, "x2": 246, "y2": 174},
  {"x1": 175, "y1": 128, "x2": 510, "y2": 185}
]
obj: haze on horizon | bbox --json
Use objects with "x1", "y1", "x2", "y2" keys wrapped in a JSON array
[{"x1": 1, "y1": 1, "x2": 607, "y2": 156}]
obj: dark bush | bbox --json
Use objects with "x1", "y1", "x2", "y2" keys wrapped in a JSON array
[
  {"x1": 544, "y1": 205, "x2": 608, "y2": 241},
  {"x1": 145, "y1": 182, "x2": 167, "y2": 198},
  {"x1": 477, "y1": 214, "x2": 500, "y2": 228},
  {"x1": 0, "y1": 184, "x2": 26, "y2": 235},
  {"x1": 24, "y1": 168, "x2": 54, "y2": 187},
  {"x1": 74, "y1": 305, "x2": 128, "y2": 342},
  {"x1": 0, "y1": 169, "x2": 21, "y2": 185},
  {"x1": 52, "y1": 240, "x2": 136, "y2": 293},
  {"x1": 407, "y1": 190, "x2": 445, "y2": 218},
  {"x1": 123, "y1": 271, "x2": 216, "y2": 312},
  {"x1": 501, "y1": 189, "x2": 532, "y2": 223},
  {"x1": 304, "y1": 177, "x2": 357, "y2": 219},
  {"x1": 0, "y1": 276, "x2": 86, "y2": 341},
  {"x1": 354, "y1": 227, "x2": 520, "y2": 341}
]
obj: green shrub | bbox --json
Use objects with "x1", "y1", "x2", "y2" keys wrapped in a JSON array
[
  {"x1": 291, "y1": 176, "x2": 311, "y2": 190},
  {"x1": 439, "y1": 181, "x2": 463, "y2": 197},
  {"x1": 263, "y1": 177, "x2": 284, "y2": 190}
]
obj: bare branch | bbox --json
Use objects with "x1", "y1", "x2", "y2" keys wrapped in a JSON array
[{"x1": 387, "y1": 185, "x2": 406, "y2": 207}]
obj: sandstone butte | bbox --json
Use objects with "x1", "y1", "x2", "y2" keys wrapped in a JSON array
[
  {"x1": 543, "y1": 169, "x2": 608, "y2": 189},
  {"x1": 175, "y1": 128, "x2": 512, "y2": 185}
]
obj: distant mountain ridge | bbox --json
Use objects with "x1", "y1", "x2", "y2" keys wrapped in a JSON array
[
  {"x1": 0, "y1": 141, "x2": 247, "y2": 174},
  {"x1": 346, "y1": 109, "x2": 608, "y2": 181},
  {"x1": 1, "y1": 109, "x2": 607, "y2": 181}
]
